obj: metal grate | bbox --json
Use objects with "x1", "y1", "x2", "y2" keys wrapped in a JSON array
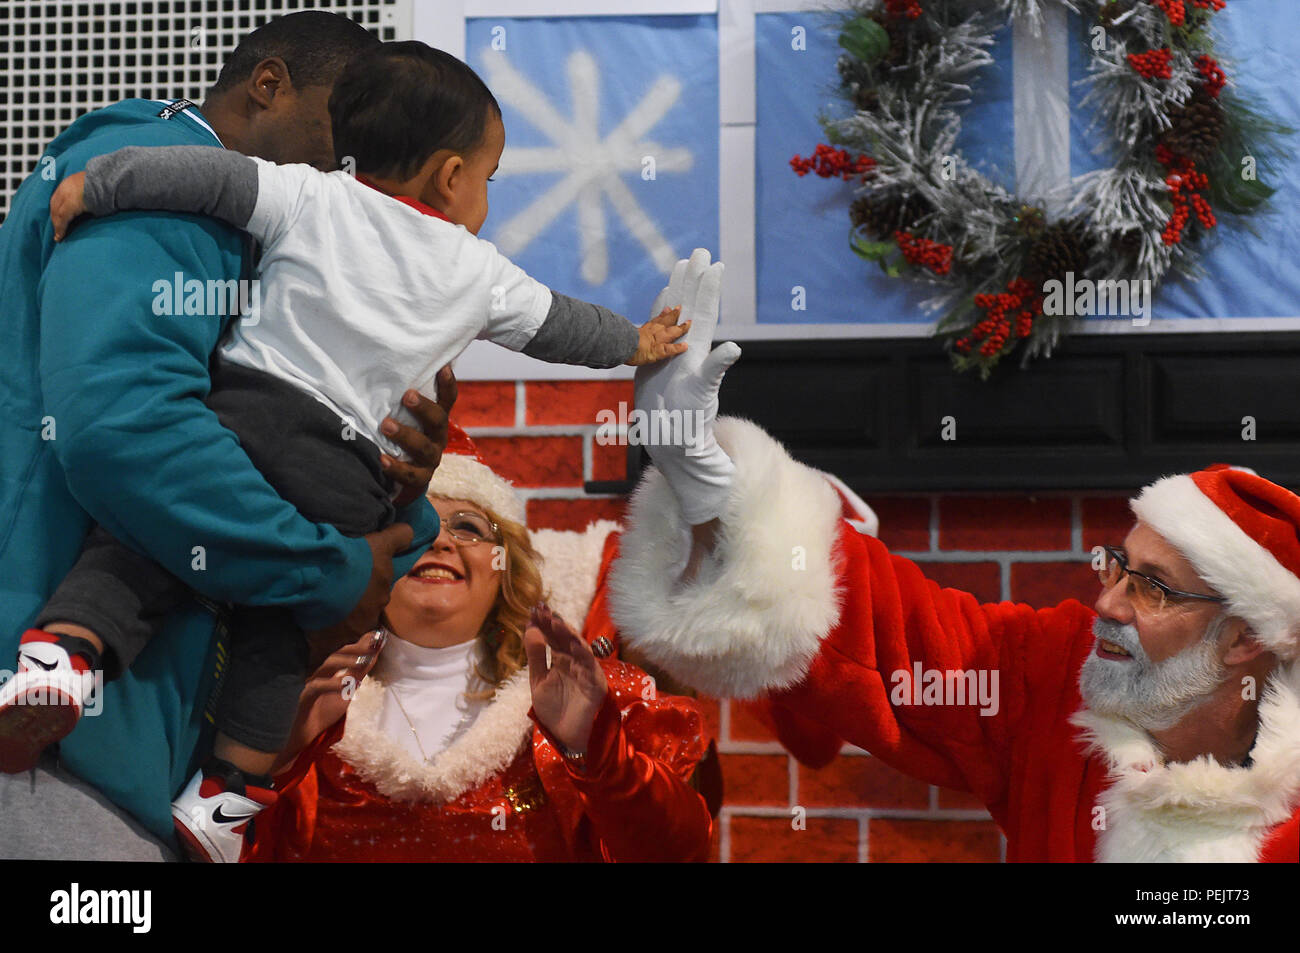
[{"x1": 0, "y1": 0, "x2": 410, "y2": 222}]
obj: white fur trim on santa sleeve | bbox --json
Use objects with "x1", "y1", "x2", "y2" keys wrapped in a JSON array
[
  {"x1": 1072, "y1": 666, "x2": 1300, "y2": 862},
  {"x1": 1131, "y1": 474, "x2": 1300, "y2": 661},
  {"x1": 608, "y1": 417, "x2": 844, "y2": 699}
]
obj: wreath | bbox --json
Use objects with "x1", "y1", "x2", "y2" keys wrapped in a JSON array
[{"x1": 791, "y1": 0, "x2": 1288, "y2": 377}]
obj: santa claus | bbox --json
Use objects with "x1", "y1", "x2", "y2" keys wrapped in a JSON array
[{"x1": 603, "y1": 249, "x2": 1300, "y2": 863}]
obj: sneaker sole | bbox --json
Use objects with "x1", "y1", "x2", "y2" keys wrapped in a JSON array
[
  {"x1": 171, "y1": 815, "x2": 221, "y2": 863},
  {"x1": 0, "y1": 689, "x2": 80, "y2": 774}
]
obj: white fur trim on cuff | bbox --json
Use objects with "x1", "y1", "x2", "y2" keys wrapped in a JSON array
[
  {"x1": 1132, "y1": 475, "x2": 1300, "y2": 661},
  {"x1": 608, "y1": 417, "x2": 843, "y2": 698},
  {"x1": 533, "y1": 519, "x2": 620, "y2": 629}
]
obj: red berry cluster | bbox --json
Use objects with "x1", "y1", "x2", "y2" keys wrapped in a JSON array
[
  {"x1": 894, "y1": 231, "x2": 953, "y2": 275},
  {"x1": 1196, "y1": 54, "x2": 1226, "y2": 97},
  {"x1": 956, "y1": 277, "x2": 1042, "y2": 356},
  {"x1": 1128, "y1": 47, "x2": 1173, "y2": 80},
  {"x1": 1155, "y1": 143, "x2": 1216, "y2": 244},
  {"x1": 884, "y1": 0, "x2": 923, "y2": 19},
  {"x1": 790, "y1": 143, "x2": 875, "y2": 180},
  {"x1": 1191, "y1": 0, "x2": 1225, "y2": 10},
  {"x1": 1154, "y1": 0, "x2": 1185, "y2": 26}
]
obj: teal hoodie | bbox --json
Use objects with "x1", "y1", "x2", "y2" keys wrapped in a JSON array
[{"x1": 0, "y1": 100, "x2": 437, "y2": 841}]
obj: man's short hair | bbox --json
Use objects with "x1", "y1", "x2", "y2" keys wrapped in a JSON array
[
  {"x1": 328, "y1": 41, "x2": 502, "y2": 180},
  {"x1": 211, "y1": 11, "x2": 380, "y2": 93}
]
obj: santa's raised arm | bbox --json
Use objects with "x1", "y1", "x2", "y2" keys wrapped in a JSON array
[{"x1": 605, "y1": 249, "x2": 1300, "y2": 864}]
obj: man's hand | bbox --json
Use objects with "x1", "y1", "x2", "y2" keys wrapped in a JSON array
[
  {"x1": 50, "y1": 170, "x2": 88, "y2": 242},
  {"x1": 627, "y1": 306, "x2": 689, "y2": 366},
  {"x1": 634, "y1": 249, "x2": 741, "y2": 525},
  {"x1": 524, "y1": 603, "x2": 608, "y2": 757},
  {"x1": 379, "y1": 364, "x2": 457, "y2": 508},
  {"x1": 307, "y1": 521, "x2": 411, "y2": 662}
]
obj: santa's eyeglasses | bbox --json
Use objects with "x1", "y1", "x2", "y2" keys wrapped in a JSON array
[{"x1": 1097, "y1": 546, "x2": 1225, "y2": 613}]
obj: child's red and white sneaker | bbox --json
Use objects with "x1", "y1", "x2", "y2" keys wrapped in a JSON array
[
  {"x1": 171, "y1": 762, "x2": 277, "y2": 863},
  {"x1": 0, "y1": 629, "x2": 100, "y2": 773}
]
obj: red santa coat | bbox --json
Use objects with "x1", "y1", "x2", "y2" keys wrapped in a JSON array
[
  {"x1": 247, "y1": 657, "x2": 712, "y2": 862},
  {"x1": 605, "y1": 417, "x2": 1300, "y2": 863}
]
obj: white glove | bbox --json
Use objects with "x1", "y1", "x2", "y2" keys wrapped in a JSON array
[{"x1": 634, "y1": 249, "x2": 742, "y2": 525}]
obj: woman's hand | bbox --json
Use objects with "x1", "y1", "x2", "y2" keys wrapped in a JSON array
[
  {"x1": 524, "y1": 604, "x2": 608, "y2": 756},
  {"x1": 274, "y1": 628, "x2": 386, "y2": 775}
]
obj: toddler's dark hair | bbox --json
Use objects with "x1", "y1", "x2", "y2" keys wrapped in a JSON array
[{"x1": 329, "y1": 41, "x2": 501, "y2": 179}]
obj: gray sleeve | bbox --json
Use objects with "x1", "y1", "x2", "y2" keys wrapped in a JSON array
[
  {"x1": 82, "y1": 145, "x2": 259, "y2": 227},
  {"x1": 520, "y1": 292, "x2": 640, "y2": 368}
]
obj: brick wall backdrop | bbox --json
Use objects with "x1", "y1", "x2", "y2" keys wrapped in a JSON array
[{"x1": 459, "y1": 378, "x2": 1140, "y2": 863}]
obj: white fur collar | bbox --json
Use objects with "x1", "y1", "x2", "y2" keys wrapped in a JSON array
[
  {"x1": 330, "y1": 669, "x2": 534, "y2": 803},
  {"x1": 1071, "y1": 668, "x2": 1300, "y2": 862}
]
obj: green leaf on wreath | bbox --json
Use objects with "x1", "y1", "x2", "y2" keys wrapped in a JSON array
[
  {"x1": 838, "y1": 16, "x2": 890, "y2": 65},
  {"x1": 849, "y1": 236, "x2": 896, "y2": 262}
]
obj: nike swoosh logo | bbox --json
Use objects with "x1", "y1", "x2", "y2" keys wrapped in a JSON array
[
  {"x1": 211, "y1": 803, "x2": 258, "y2": 825},
  {"x1": 24, "y1": 657, "x2": 57, "y2": 671}
]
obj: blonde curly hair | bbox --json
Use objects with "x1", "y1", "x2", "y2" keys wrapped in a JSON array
[{"x1": 467, "y1": 505, "x2": 546, "y2": 697}]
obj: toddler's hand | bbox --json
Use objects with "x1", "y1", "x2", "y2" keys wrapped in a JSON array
[
  {"x1": 50, "y1": 171, "x2": 88, "y2": 242},
  {"x1": 627, "y1": 305, "x2": 689, "y2": 366}
]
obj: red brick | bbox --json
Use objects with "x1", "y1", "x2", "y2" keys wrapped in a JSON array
[
  {"x1": 696, "y1": 695, "x2": 722, "y2": 746},
  {"x1": 728, "y1": 699, "x2": 778, "y2": 743},
  {"x1": 476, "y1": 435, "x2": 583, "y2": 488},
  {"x1": 798, "y1": 755, "x2": 929, "y2": 810},
  {"x1": 1081, "y1": 495, "x2": 1136, "y2": 552},
  {"x1": 862, "y1": 496, "x2": 931, "y2": 551},
  {"x1": 914, "y1": 561, "x2": 1001, "y2": 605},
  {"x1": 939, "y1": 496, "x2": 1071, "y2": 551},
  {"x1": 526, "y1": 497, "x2": 627, "y2": 531},
  {"x1": 453, "y1": 381, "x2": 515, "y2": 427},
  {"x1": 729, "y1": 815, "x2": 858, "y2": 863},
  {"x1": 525, "y1": 380, "x2": 634, "y2": 425},
  {"x1": 1010, "y1": 560, "x2": 1098, "y2": 608},
  {"x1": 591, "y1": 439, "x2": 627, "y2": 483},
  {"x1": 710, "y1": 824, "x2": 722, "y2": 863},
  {"x1": 867, "y1": 818, "x2": 1002, "y2": 863},
  {"x1": 936, "y1": 786, "x2": 988, "y2": 811},
  {"x1": 720, "y1": 754, "x2": 789, "y2": 807}
]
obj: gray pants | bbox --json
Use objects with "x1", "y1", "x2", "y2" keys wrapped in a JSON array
[{"x1": 37, "y1": 360, "x2": 397, "y2": 753}]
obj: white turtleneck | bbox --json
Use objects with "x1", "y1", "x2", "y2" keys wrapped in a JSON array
[{"x1": 371, "y1": 634, "x2": 490, "y2": 763}]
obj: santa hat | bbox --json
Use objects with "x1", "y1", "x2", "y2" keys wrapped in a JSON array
[
  {"x1": 1131, "y1": 464, "x2": 1300, "y2": 661},
  {"x1": 425, "y1": 424, "x2": 526, "y2": 526}
]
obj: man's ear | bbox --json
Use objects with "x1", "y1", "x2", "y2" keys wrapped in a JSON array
[
  {"x1": 1222, "y1": 619, "x2": 1269, "y2": 666},
  {"x1": 245, "y1": 57, "x2": 293, "y2": 110}
]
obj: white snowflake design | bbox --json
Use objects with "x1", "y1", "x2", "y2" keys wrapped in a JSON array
[{"x1": 480, "y1": 47, "x2": 693, "y2": 285}]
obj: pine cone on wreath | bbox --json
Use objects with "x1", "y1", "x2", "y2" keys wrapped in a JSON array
[
  {"x1": 851, "y1": 193, "x2": 930, "y2": 239},
  {"x1": 1161, "y1": 90, "x2": 1226, "y2": 164},
  {"x1": 1025, "y1": 224, "x2": 1089, "y2": 285},
  {"x1": 1097, "y1": 0, "x2": 1137, "y2": 29}
]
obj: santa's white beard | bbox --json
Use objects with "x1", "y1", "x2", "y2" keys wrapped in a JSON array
[{"x1": 1079, "y1": 617, "x2": 1227, "y2": 731}]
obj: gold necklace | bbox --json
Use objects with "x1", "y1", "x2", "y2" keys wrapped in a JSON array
[{"x1": 387, "y1": 685, "x2": 433, "y2": 762}]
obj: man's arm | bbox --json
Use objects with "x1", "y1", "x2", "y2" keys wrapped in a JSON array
[{"x1": 608, "y1": 417, "x2": 1094, "y2": 810}]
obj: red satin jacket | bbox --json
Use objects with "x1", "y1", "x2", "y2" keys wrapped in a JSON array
[{"x1": 247, "y1": 650, "x2": 712, "y2": 862}]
